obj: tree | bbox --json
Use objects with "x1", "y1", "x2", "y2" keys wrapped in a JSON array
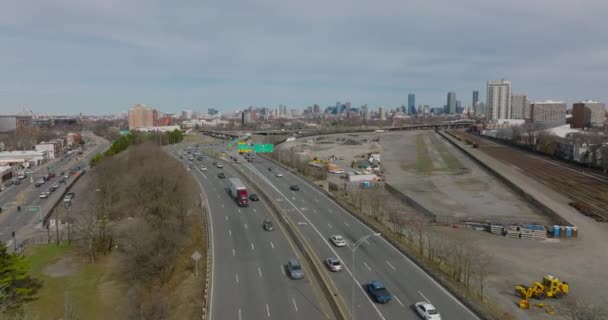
[{"x1": 0, "y1": 246, "x2": 41, "y2": 315}]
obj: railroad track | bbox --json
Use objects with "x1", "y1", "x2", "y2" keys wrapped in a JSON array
[{"x1": 447, "y1": 130, "x2": 608, "y2": 222}]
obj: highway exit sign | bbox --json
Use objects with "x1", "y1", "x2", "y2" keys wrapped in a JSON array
[{"x1": 253, "y1": 144, "x2": 274, "y2": 153}]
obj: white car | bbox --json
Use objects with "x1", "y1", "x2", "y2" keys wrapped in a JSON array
[
  {"x1": 325, "y1": 257, "x2": 343, "y2": 272},
  {"x1": 216, "y1": 163, "x2": 224, "y2": 168},
  {"x1": 275, "y1": 172, "x2": 283, "y2": 178},
  {"x1": 414, "y1": 302, "x2": 441, "y2": 320},
  {"x1": 330, "y1": 235, "x2": 347, "y2": 247},
  {"x1": 200, "y1": 167, "x2": 208, "y2": 172},
  {"x1": 39, "y1": 192, "x2": 50, "y2": 199}
]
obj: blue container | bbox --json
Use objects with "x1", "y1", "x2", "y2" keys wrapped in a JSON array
[
  {"x1": 566, "y1": 227, "x2": 573, "y2": 237},
  {"x1": 553, "y1": 225, "x2": 560, "y2": 237}
]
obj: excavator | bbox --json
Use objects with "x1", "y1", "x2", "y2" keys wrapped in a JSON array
[{"x1": 515, "y1": 275, "x2": 569, "y2": 310}]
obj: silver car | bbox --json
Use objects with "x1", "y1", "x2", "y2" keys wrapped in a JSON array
[{"x1": 325, "y1": 257, "x2": 343, "y2": 272}]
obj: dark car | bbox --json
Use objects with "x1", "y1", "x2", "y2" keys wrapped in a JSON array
[
  {"x1": 4, "y1": 181, "x2": 14, "y2": 187},
  {"x1": 290, "y1": 185, "x2": 299, "y2": 191},
  {"x1": 60, "y1": 171, "x2": 65, "y2": 176},
  {"x1": 262, "y1": 219, "x2": 274, "y2": 231},
  {"x1": 268, "y1": 167, "x2": 272, "y2": 171},
  {"x1": 366, "y1": 281, "x2": 392, "y2": 304},
  {"x1": 67, "y1": 192, "x2": 76, "y2": 199},
  {"x1": 217, "y1": 172, "x2": 225, "y2": 179},
  {"x1": 286, "y1": 258, "x2": 304, "y2": 279},
  {"x1": 75, "y1": 166, "x2": 81, "y2": 171},
  {"x1": 14, "y1": 180, "x2": 21, "y2": 185},
  {"x1": 249, "y1": 194, "x2": 259, "y2": 201}
]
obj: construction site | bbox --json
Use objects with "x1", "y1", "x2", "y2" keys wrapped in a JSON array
[{"x1": 274, "y1": 129, "x2": 608, "y2": 319}]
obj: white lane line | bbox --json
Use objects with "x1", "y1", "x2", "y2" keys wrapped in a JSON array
[
  {"x1": 394, "y1": 295, "x2": 405, "y2": 307},
  {"x1": 281, "y1": 265, "x2": 285, "y2": 275},
  {"x1": 258, "y1": 266, "x2": 262, "y2": 278},
  {"x1": 363, "y1": 239, "x2": 370, "y2": 245},
  {"x1": 266, "y1": 303, "x2": 270, "y2": 318},
  {"x1": 253, "y1": 208, "x2": 257, "y2": 213},
  {"x1": 251, "y1": 242, "x2": 255, "y2": 251},
  {"x1": 292, "y1": 297, "x2": 298, "y2": 312},
  {"x1": 225, "y1": 216, "x2": 229, "y2": 221},
  {"x1": 244, "y1": 223, "x2": 248, "y2": 229},
  {"x1": 418, "y1": 291, "x2": 431, "y2": 303},
  {"x1": 235, "y1": 273, "x2": 239, "y2": 284},
  {"x1": 238, "y1": 308, "x2": 242, "y2": 320},
  {"x1": 229, "y1": 230, "x2": 232, "y2": 237},
  {"x1": 313, "y1": 209, "x2": 317, "y2": 213},
  {"x1": 270, "y1": 241, "x2": 275, "y2": 249},
  {"x1": 328, "y1": 209, "x2": 333, "y2": 213},
  {"x1": 328, "y1": 223, "x2": 334, "y2": 229},
  {"x1": 232, "y1": 249, "x2": 236, "y2": 256},
  {"x1": 216, "y1": 195, "x2": 220, "y2": 199},
  {"x1": 291, "y1": 197, "x2": 296, "y2": 200},
  {"x1": 344, "y1": 221, "x2": 350, "y2": 227},
  {"x1": 386, "y1": 261, "x2": 397, "y2": 270},
  {"x1": 221, "y1": 204, "x2": 224, "y2": 208},
  {"x1": 238, "y1": 209, "x2": 241, "y2": 213},
  {"x1": 363, "y1": 262, "x2": 372, "y2": 271}
]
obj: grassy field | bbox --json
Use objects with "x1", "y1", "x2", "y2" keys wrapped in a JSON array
[
  {"x1": 24, "y1": 244, "x2": 124, "y2": 320},
  {"x1": 416, "y1": 133, "x2": 434, "y2": 174}
]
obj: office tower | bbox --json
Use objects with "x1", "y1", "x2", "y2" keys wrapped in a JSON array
[
  {"x1": 511, "y1": 94, "x2": 528, "y2": 119},
  {"x1": 486, "y1": 79, "x2": 512, "y2": 120},
  {"x1": 408, "y1": 94, "x2": 416, "y2": 114},
  {"x1": 208, "y1": 108, "x2": 219, "y2": 116},
  {"x1": 446, "y1": 92, "x2": 456, "y2": 114},
  {"x1": 456, "y1": 100, "x2": 462, "y2": 114},
  {"x1": 379, "y1": 106, "x2": 385, "y2": 120},
  {"x1": 530, "y1": 101, "x2": 566, "y2": 124},
  {"x1": 571, "y1": 100, "x2": 606, "y2": 128},
  {"x1": 472, "y1": 91, "x2": 479, "y2": 109}
]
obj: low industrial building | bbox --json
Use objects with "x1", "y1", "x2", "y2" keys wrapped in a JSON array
[{"x1": 0, "y1": 150, "x2": 48, "y2": 167}]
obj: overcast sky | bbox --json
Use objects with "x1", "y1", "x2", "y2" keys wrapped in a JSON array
[{"x1": 1, "y1": 0, "x2": 607, "y2": 115}]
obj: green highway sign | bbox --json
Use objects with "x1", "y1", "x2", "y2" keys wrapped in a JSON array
[
  {"x1": 253, "y1": 144, "x2": 274, "y2": 153},
  {"x1": 28, "y1": 208, "x2": 38, "y2": 212}
]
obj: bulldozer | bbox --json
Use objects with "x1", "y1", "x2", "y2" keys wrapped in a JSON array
[{"x1": 515, "y1": 275, "x2": 569, "y2": 309}]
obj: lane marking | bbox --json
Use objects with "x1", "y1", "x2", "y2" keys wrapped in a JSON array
[
  {"x1": 280, "y1": 265, "x2": 285, "y2": 275},
  {"x1": 221, "y1": 204, "x2": 224, "y2": 208},
  {"x1": 238, "y1": 209, "x2": 241, "y2": 213},
  {"x1": 251, "y1": 242, "x2": 255, "y2": 251},
  {"x1": 292, "y1": 297, "x2": 298, "y2": 312},
  {"x1": 244, "y1": 223, "x2": 248, "y2": 230},
  {"x1": 394, "y1": 295, "x2": 405, "y2": 307},
  {"x1": 344, "y1": 222, "x2": 350, "y2": 227},
  {"x1": 225, "y1": 216, "x2": 228, "y2": 221},
  {"x1": 253, "y1": 208, "x2": 257, "y2": 213},
  {"x1": 232, "y1": 249, "x2": 236, "y2": 256},
  {"x1": 363, "y1": 239, "x2": 370, "y2": 245},
  {"x1": 229, "y1": 230, "x2": 232, "y2": 237},
  {"x1": 216, "y1": 195, "x2": 220, "y2": 199},
  {"x1": 328, "y1": 223, "x2": 333, "y2": 229},
  {"x1": 270, "y1": 241, "x2": 275, "y2": 249},
  {"x1": 328, "y1": 209, "x2": 333, "y2": 213},
  {"x1": 258, "y1": 266, "x2": 262, "y2": 278},
  {"x1": 386, "y1": 261, "x2": 397, "y2": 270},
  {"x1": 235, "y1": 273, "x2": 239, "y2": 284},
  {"x1": 419, "y1": 291, "x2": 431, "y2": 303},
  {"x1": 363, "y1": 262, "x2": 372, "y2": 271},
  {"x1": 266, "y1": 303, "x2": 270, "y2": 318},
  {"x1": 313, "y1": 209, "x2": 317, "y2": 213},
  {"x1": 238, "y1": 308, "x2": 242, "y2": 320}
]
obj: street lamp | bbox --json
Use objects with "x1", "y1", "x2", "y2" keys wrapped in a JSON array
[{"x1": 351, "y1": 232, "x2": 381, "y2": 320}]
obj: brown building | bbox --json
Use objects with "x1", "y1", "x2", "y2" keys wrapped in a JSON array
[
  {"x1": 530, "y1": 101, "x2": 566, "y2": 124},
  {"x1": 0, "y1": 115, "x2": 32, "y2": 132},
  {"x1": 128, "y1": 104, "x2": 158, "y2": 129},
  {"x1": 571, "y1": 100, "x2": 606, "y2": 129}
]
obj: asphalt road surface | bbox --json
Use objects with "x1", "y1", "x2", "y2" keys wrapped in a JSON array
[
  {"x1": 168, "y1": 145, "x2": 333, "y2": 320},
  {"x1": 0, "y1": 134, "x2": 109, "y2": 248},
  {"x1": 212, "y1": 141, "x2": 480, "y2": 320}
]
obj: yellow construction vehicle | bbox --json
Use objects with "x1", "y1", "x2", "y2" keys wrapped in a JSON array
[
  {"x1": 542, "y1": 275, "x2": 569, "y2": 299},
  {"x1": 515, "y1": 275, "x2": 569, "y2": 309}
]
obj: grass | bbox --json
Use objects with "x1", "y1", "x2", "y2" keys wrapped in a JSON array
[
  {"x1": 416, "y1": 134, "x2": 434, "y2": 174},
  {"x1": 24, "y1": 244, "x2": 124, "y2": 320},
  {"x1": 430, "y1": 134, "x2": 465, "y2": 172}
]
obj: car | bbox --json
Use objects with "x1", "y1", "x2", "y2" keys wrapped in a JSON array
[
  {"x1": 63, "y1": 196, "x2": 72, "y2": 203},
  {"x1": 189, "y1": 164, "x2": 194, "y2": 169},
  {"x1": 286, "y1": 258, "x2": 304, "y2": 279},
  {"x1": 290, "y1": 185, "x2": 299, "y2": 191},
  {"x1": 52, "y1": 184, "x2": 60, "y2": 189},
  {"x1": 48, "y1": 186, "x2": 57, "y2": 192},
  {"x1": 275, "y1": 172, "x2": 283, "y2": 177},
  {"x1": 64, "y1": 175, "x2": 69, "y2": 179},
  {"x1": 200, "y1": 166, "x2": 208, "y2": 172},
  {"x1": 58, "y1": 178, "x2": 65, "y2": 184},
  {"x1": 249, "y1": 194, "x2": 259, "y2": 201},
  {"x1": 39, "y1": 192, "x2": 49, "y2": 199},
  {"x1": 216, "y1": 163, "x2": 223, "y2": 168},
  {"x1": 262, "y1": 219, "x2": 274, "y2": 231},
  {"x1": 75, "y1": 166, "x2": 81, "y2": 170},
  {"x1": 212, "y1": 161, "x2": 218, "y2": 166},
  {"x1": 67, "y1": 192, "x2": 76, "y2": 199},
  {"x1": 60, "y1": 171, "x2": 65, "y2": 176},
  {"x1": 414, "y1": 302, "x2": 441, "y2": 320},
  {"x1": 217, "y1": 172, "x2": 225, "y2": 179},
  {"x1": 14, "y1": 180, "x2": 21, "y2": 185},
  {"x1": 268, "y1": 167, "x2": 272, "y2": 171},
  {"x1": 4, "y1": 181, "x2": 14, "y2": 187},
  {"x1": 366, "y1": 280, "x2": 392, "y2": 304},
  {"x1": 25, "y1": 169, "x2": 33, "y2": 174},
  {"x1": 330, "y1": 235, "x2": 347, "y2": 247},
  {"x1": 325, "y1": 257, "x2": 343, "y2": 272}
]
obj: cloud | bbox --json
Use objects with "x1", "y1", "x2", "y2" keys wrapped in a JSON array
[{"x1": 0, "y1": 0, "x2": 606, "y2": 114}]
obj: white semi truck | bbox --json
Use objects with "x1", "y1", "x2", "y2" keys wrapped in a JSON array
[{"x1": 228, "y1": 178, "x2": 249, "y2": 207}]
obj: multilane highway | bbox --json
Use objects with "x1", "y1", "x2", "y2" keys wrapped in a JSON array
[
  {"x1": 212, "y1": 140, "x2": 479, "y2": 320},
  {"x1": 169, "y1": 145, "x2": 333, "y2": 320}
]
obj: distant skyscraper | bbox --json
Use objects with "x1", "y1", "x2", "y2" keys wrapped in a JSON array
[
  {"x1": 128, "y1": 104, "x2": 158, "y2": 129},
  {"x1": 456, "y1": 100, "x2": 462, "y2": 114},
  {"x1": 511, "y1": 94, "x2": 528, "y2": 119},
  {"x1": 530, "y1": 101, "x2": 566, "y2": 124},
  {"x1": 472, "y1": 91, "x2": 479, "y2": 109},
  {"x1": 313, "y1": 104, "x2": 320, "y2": 114},
  {"x1": 446, "y1": 92, "x2": 457, "y2": 114},
  {"x1": 182, "y1": 110, "x2": 193, "y2": 120},
  {"x1": 208, "y1": 108, "x2": 219, "y2": 116},
  {"x1": 571, "y1": 100, "x2": 606, "y2": 128},
  {"x1": 378, "y1": 106, "x2": 385, "y2": 120},
  {"x1": 408, "y1": 94, "x2": 416, "y2": 114},
  {"x1": 486, "y1": 79, "x2": 512, "y2": 120}
]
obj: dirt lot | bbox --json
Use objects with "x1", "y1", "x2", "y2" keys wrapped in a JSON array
[{"x1": 275, "y1": 130, "x2": 607, "y2": 319}]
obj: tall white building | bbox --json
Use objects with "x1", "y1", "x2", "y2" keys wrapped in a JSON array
[
  {"x1": 378, "y1": 106, "x2": 386, "y2": 120},
  {"x1": 486, "y1": 79, "x2": 512, "y2": 120}
]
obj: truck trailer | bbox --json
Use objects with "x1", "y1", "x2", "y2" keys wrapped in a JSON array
[{"x1": 228, "y1": 178, "x2": 249, "y2": 207}]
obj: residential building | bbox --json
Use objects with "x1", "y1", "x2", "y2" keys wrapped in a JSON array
[
  {"x1": 0, "y1": 115, "x2": 32, "y2": 132},
  {"x1": 35, "y1": 140, "x2": 65, "y2": 159},
  {"x1": 571, "y1": 100, "x2": 606, "y2": 128},
  {"x1": 472, "y1": 91, "x2": 479, "y2": 109},
  {"x1": 486, "y1": 79, "x2": 512, "y2": 120},
  {"x1": 408, "y1": 94, "x2": 416, "y2": 114},
  {"x1": 511, "y1": 94, "x2": 528, "y2": 119},
  {"x1": 530, "y1": 101, "x2": 566, "y2": 124},
  {"x1": 128, "y1": 104, "x2": 158, "y2": 129},
  {"x1": 446, "y1": 92, "x2": 456, "y2": 114}
]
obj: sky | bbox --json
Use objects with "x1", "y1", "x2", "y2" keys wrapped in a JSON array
[{"x1": 1, "y1": 0, "x2": 607, "y2": 115}]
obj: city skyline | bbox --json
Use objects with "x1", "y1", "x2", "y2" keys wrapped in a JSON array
[{"x1": 1, "y1": 1, "x2": 607, "y2": 114}]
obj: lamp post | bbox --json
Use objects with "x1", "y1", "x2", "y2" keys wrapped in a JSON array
[{"x1": 351, "y1": 232, "x2": 381, "y2": 320}]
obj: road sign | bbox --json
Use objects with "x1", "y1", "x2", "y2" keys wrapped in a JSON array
[
  {"x1": 28, "y1": 208, "x2": 38, "y2": 212},
  {"x1": 253, "y1": 144, "x2": 274, "y2": 153},
  {"x1": 237, "y1": 143, "x2": 252, "y2": 152},
  {"x1": 191, "y1": 250, "x2": 202, "y2": 279}
]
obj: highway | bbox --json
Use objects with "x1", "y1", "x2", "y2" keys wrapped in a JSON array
[
  {"x1": 212, "y1": 141, "x2": 480, "y2": 320},
  {"x1": 167, "y1": 145, "x2": 333, "y2": 320},
  {"x1": 0, "y1": 134, "x2": 109, "y2": 247}
]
